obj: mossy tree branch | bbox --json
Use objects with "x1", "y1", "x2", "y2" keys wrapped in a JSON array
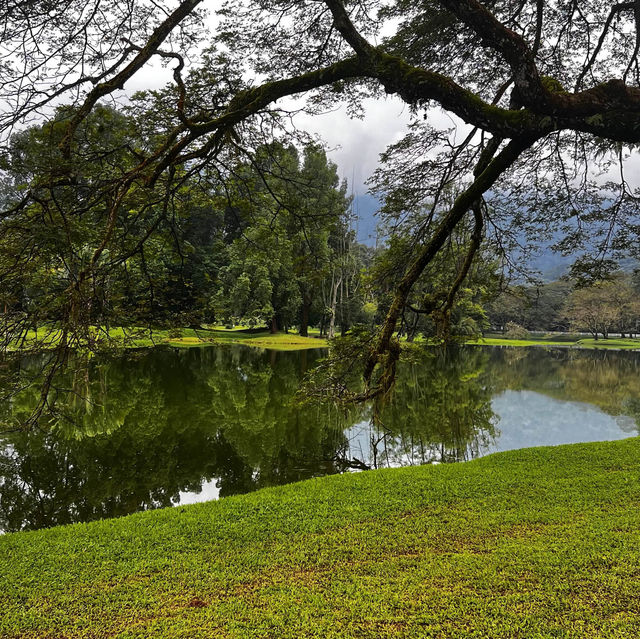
[{"x1": 362, "y1": 135, "x2": 538, "y2": 397}]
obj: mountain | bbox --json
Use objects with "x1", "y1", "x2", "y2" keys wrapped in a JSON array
[{"x1": 353, "y1": 194, "x2": 381, "y2": 246}]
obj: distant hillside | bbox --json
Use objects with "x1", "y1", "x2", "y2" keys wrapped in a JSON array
[
  {"x1": 353, "y1": 194, "x2": 381, "y2": 246},
  {"x1": 353, "y1": 195, "x2": 637, "y2": 279},
  {"x1": 521, "y1": 244, "x2": 637, "y2": 282}
]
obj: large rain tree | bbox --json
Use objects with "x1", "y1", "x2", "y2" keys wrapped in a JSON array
[{"x1": 3, "y1": 0, "x2": 640, "y2": 401}]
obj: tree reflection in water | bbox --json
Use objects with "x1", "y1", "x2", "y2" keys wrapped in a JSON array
[
  {"x1": 1, "y1": 345, "x2": 639, "y2": 532},
  {"x1": 0, "y1": 347, "x2": 355, "y2": 532},
  {"x1": 340, "y1": 347, "x2": 497, "y2": 470}
]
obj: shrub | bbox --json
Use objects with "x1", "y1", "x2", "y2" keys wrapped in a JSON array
[{"x1": 505, "y1": 322, "x2": 529, "y2": 340}]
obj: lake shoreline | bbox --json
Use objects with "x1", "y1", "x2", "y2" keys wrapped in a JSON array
[
  {"x1": 5, "y1": 327, "x2": 330, "y2": 353},
  {"x1": 2, "y1": 438, "x2": 639, "y2": 637},
  {"x1": 467, "y1": 336, "x2": 640, "y2": 351},
  {"x1": 8, "y1": 326, "x2": 640, "y2": 354}
]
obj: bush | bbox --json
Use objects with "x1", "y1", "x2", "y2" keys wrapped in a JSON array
[{"x1": 505, "y1": 322, "x2": 529, "y2": 340}]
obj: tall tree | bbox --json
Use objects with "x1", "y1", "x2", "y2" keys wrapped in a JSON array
[
  {"x1": 564, "y1": 276, "x2": 640, "y2": 339},
  {"x1": 212, "y1": 143, "x2": 352, "y2": 332},
  {"x1": 563, "y1": 281, "x2": 621, "y2": 340}
]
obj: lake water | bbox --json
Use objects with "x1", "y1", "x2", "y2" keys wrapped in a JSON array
[{"x1": 1, "y1": 345, "x2": 638, "y2": 532}]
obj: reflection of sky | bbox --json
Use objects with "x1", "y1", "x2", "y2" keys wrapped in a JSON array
[
  {"x1": 339, "y1": 390, "x2": 640, "y2": 471},
  {"x1": 177, "y1": 480, "x2": 220, "y2": 506},
  {"x1": 129, "y1": 389, "x2": 640, "y2": 509},
  {"x1": 488, "y1": 390, "x2": 637, "y2": 454},
  {"x1": 345, "y1": 420, "x2": 374, "y2": 465}
]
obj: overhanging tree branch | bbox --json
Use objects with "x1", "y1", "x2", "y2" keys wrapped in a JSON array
[
  {"x1": 363, "y1": 134, "x2": 538, "y2": 397},
  {"x1": 61, "y1": 0, "x2": 204, "y2": 158}
]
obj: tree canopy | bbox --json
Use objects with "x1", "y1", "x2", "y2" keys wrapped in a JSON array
[{"x1": 3, "y1": 0, "x2": 640, "y2": 401}]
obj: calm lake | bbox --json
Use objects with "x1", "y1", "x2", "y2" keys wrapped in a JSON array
[{"x1": 1, "y1": 345, "x2": 639, "y2": 533}]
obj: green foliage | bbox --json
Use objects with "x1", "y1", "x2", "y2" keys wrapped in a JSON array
[
  {"x1": 5, "y1": 0, "x2": 640, "y2": 414},
  {"x1": 563, "y1": 275, "x2": 640, "y2": 339},
  {"x1": 210, "y1": 142, "x2": 356, "y2": 333},
  {"x1": 371, "y1": 207, "x2": 500, "y2": 342},
  {"x1": 0, "y1": 347, "x2": 349, "y2": 532},
  {"x1": 0, "y1": 106, "x2": 363, "y2": 372},
  {"x1": 0, "y1": 103, "x2": 228, "y2": 343},
  {"x1": 376, "y1": 346, "x2": 496, "y2": 463},
  {"x1": 488, "y1": 281, "x2": 578, "y2": 333},
  {"x1": 504, "y1": 321, "x2": 529, "y2": 339}
]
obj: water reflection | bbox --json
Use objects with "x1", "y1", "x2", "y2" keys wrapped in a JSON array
[
  {"x1": 359, "y1": 347, "x2": 497, "y2": 467},
  {"x1": 0, "y1": 347, "x2": 355, "y2": 532},
  {"x1": 0, "y1": 345, "x2": 638, "y2": 532}
]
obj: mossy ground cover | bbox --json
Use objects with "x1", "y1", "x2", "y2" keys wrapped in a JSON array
[{"x1": 2, "y1": 438, "x2": 640, "y2": 638}]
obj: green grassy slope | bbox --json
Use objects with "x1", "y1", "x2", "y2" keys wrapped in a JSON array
[{"x1": 2, "y1": 438, "x2": 640, "y2": 637}]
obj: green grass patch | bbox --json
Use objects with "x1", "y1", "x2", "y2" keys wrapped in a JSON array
[
  {"x1": 2, "y1": 438, "x2": 640, "y2": 637},
  {"x1": 195, "y1": 328, "x2": 328, "y2": 350},
  {"x1": 471, "y1": 336, "x2": 640, "y2": 350},
  {"x1": 116, "y1": 326, "x2": 328, "y2": 350},
  {"x1": 471, "y1": 337, "x2": 572, "y2": 347},
  {"x1": 573, "y1": 337, "x2": 640, "y2": 350},
  {"x1": 16, "y1": 327, "x2": 640, "y2": 355},
  {"x1": 8, "y1": 326, "x2": 328, "y2": 352}
]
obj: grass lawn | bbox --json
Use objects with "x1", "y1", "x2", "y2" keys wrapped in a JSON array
[
  {"x1": 141, "y1": 328, "x2": 328, "y2": 350},
  {"x1": 10, "y1": 326, "x2": 328, "y2": 352},
  {"x1": 2, "y1": 438, "x2": 640, "y2": 637},
  {"x1": 12, "y1": 326, "x2": 640, "y2": 355},
  {"x1": 573, "y1": 337, "x2": 640, "y2": 350},
  {"x1": 470, "y1": 335, "x2": 640, "y2": 350}
]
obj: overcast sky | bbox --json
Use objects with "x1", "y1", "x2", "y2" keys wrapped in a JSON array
[
  {"x1": 120, "y1": 5, "x2": 483, "y2": 245},
  {"x1": 293, "y1": 98, "x2": 410, "y2": 196},
  {"x1": 123, "y1": 10, "x2": 640, "y2": 253}
]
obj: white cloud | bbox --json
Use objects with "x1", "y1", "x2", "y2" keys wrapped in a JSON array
[{"x1": 292, "y1": 97, "x2": 410, "y2": 195}]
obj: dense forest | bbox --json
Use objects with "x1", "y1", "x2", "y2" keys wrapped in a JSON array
[
  {"x1": 0, "y1": 102, "x2": 501, "y2": 342},
  {"x1": 0, "y1": 105, "x2": 371, "y2": 338},
  {"x1": 3, "y1": 103, "x2": 640, "y2": 348}
]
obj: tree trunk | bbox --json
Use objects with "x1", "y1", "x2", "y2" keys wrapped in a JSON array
[
  {"x1": 407, "y1": 312, "x2": 419, "y2": 342},
  {"x1": 328, "y1": 275, "x2": 342, "y2": 339},
  {"x1": 270, "y1": 315, "x2": 278, "y2": 334},
  {"x1": 300, "y1": 297, "x2": 311, "y2": 337},
  {"x1": 340, "y1": 277, "x2": 347, "y2": 337}
]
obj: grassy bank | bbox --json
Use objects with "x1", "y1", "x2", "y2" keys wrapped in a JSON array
[
  {"x1": 12, "y1": 326, "x2": 640, "y2": 354},
  {"x1": 11, "y1": 326, "x2": 328, "y2": 352},
  {"x1": 470, "y1": 335, "x2": 640, "y2": 350},
  {"x1": 136, "y1": 327, "x2": 328, "y2": 351},
  {"x1": 2, "y1": 438, "x2": 640, "y2": 637}
]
